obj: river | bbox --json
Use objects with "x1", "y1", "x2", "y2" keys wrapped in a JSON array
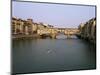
[{"x1": 12, "y1": 34, "x2": 96, "y2": 74}]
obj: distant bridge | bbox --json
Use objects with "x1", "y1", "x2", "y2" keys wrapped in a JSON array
[{"x1": 37, "y1": 28, "x2": 79, "y2": 38}]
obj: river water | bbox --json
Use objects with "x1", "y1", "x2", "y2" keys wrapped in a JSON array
[{"x1": 12, "y1": 34, "x2": 96, "y2": 74}]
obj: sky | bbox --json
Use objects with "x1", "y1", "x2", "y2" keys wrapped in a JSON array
[{"x1": 12, "y1": 1, "x2": 96, "y2": 28}]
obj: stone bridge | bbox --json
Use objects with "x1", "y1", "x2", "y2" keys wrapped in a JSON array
[{"x1": 37, "y1": 28, "x2": 79, "y2": 38}]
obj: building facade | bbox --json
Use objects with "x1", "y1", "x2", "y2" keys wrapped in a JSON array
[
  {"x1": 12, "y1": 17, "x2": 54, "y2": 35},
  {"x1": 78, "y1": 18, "x2": 96, "y2": 43}
]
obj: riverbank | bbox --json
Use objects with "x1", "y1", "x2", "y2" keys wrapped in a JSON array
[{"x1": 12, "y1": 34, "x2": 40, "y2": 40}]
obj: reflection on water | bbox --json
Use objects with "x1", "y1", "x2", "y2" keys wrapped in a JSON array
[
  {"x1": 12, "y1": 35, "x2": 96, "y2": 74},
  {"x1": 56, "y1": 34, "x2": 77, "y2": 39}
]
